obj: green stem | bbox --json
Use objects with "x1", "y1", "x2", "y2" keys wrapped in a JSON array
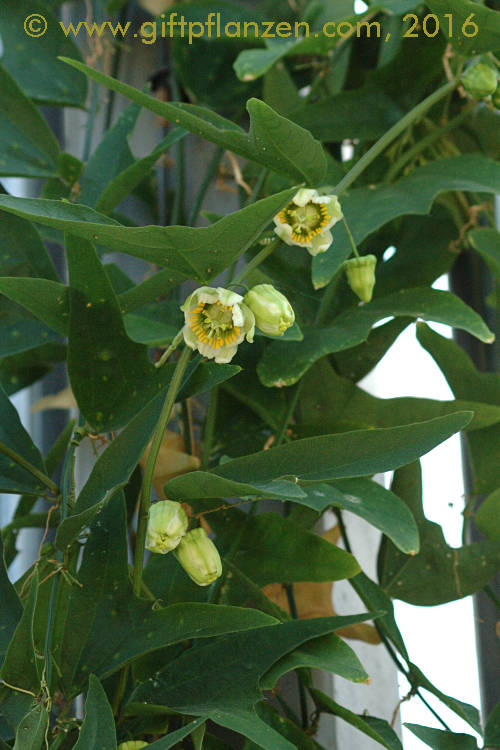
[
  {"x1": 244, "y1": 167, "x2": 268, "y2": 207},
  {"x1": 232, "y1": 238, "x2": 281, "y2": 285},
  {"x1": 314, "y1": 80, "x2": 458, "y2": 328},
  {"x1": 43, "y1": 423, "x2": 85, "y2": 694},
  {"x1": 103, "y1": 5, "x2": 128, "y2": 131},
  {"x1": 113, "y1": 349, "x2": 190, "y2": 716},
  {"x1": 334, "y1": 80, "x2": 458, "y2": 196},
  {"x1": 83, "y1": 80, "x2": 100, "y2": 163},
  {"x1": 201, "y1": 386, "x2": 218, "y2": 470},
  {"x1": 386, "y1": 106, "x2": 473, "y2": 182},
  {"x1": 172, "y1": 137, "x2": 185, "y2": 225},
  {"x1": 342, "y1": 216, "x2": 360, "y2": 258},
  {"x1": 2, "y1": 511, "x2": 60, "y2": 536},
  {"x1": 133, "y1": 347, "x2": 191, "y2": 597},
  {"x1": 275, "y1": 382, "x2": 303, "y2": 446},
  {"x1": 0, "y1": 442, "x2": 59, "y2": 496},
  {"x1": 208, "y1": 376, "x2": 297, "y2": 605},
  {"x1": 170, "y1": 72, "x2": 185, "y2": 226},
  {"x1": 188, "y1": 146, "x2": 224, "y2": 226},
  {"x1": 181, "y1": 400, "x2": 194, "y2": 457},
  {"x1": 112, "y1": 667, "x2": 128, "y2": 718},
  {"x1": 155, "y1": 329, "x2": 184, "y2": 369},
  {"x1": 314, "y1": 273, "x2": 342, "y2": 326}
]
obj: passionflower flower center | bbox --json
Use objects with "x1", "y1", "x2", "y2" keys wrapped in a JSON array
[
  {"x1": 189, "y1": 300, "x2": 240, "y2": 349},
  {"x1": 279, "y1": 200, "x2": 331, "y2": 243}
]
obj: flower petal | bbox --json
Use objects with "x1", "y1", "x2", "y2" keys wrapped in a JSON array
[
  {"x1": 241, "y1": 302, "x2": 256, "y2": 343},
  {"x1": 231, "y1": 302, "x2": 244, "y2": 328},
  {"x1": 273, "y1": 222, "x2": 295, "y2": 245},
  {"x1": 293, "y1": 188, "x2": 318, "y2": 207},
  {"x1": 308, "y1": 229, "x2": 333, "y2": 256},
  {"x1": 216, "y1": 287, "x2": 243, "y2": 307},
  {"x1": 182, "y1": 325, "x2": 199, "y2": 350},
  {"x1": 214, "y1": 345, "x2": 238, "y2": 363}
]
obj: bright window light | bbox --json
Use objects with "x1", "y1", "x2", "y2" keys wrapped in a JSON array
[{"x1": 354, "y1": 0, "x2": 369, "y2": 13}]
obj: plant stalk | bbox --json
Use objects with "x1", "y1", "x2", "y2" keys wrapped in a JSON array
[
  {"x1": 386, "y1": 105, "x2": 474, "y2": 182},
  {"x1": 0, "y1": 442, "x2": 60, "y2": 496},
  {"x1": 334, "y1": 80, "x2": 458, "y2": 196},
  {"x1": 133, "y1": 346, "x2": 191, "y2": 597},
  {"x1": 232, "y1": 238, "x2": 281, "y2": 285},
  {"x1": 188, "y1": 146, "x2": 224, "y2": 226},
  {"x1": 201, "y1": 385, "x2": 218, "y2": 470},
  {"x1": 342, "y1": 216, "x2": 360, "y2": 258}
]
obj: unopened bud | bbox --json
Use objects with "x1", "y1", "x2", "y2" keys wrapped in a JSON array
[
  {"x1": 244, "y1": 284, "x2": 295, "y2": 337},
  {"x1": 175, "y1": 528, "x2": 222, "y2": 586},
  {"x1": 461, "y1": 63, "x2": 498, "y2": 99},
  {"x1": 344, "y1": 255, "x2": 377, "y2": 303},
  {"x1": 145, "y1": 500, "x2": 188, "y2": 554},
  {"x1": 118, "y1": 742, "x2": 149, "y2": 750}
]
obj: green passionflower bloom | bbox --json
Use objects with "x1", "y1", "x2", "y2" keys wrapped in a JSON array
[
  {"x1": 244, "y1": 284, "x2": 295, "y2": 337},
  {"x1": 344, "y1": 254, "x2": 377, "y2": 303},
  {"x1": 145, "y1": 500, "x2": 188, "y2": 554},
  {"x1": 273, "y1": 188, "x2": 343, "y2": 256},
  {"x1": 462, "y1": 63, "x2": 498, "y2": 99},
  {"x1": 181, "y1": 286, "x2": 255, "y2": 363},
  {"x1": 175, "y1": 527, "x2": 222, "y2": 586}
]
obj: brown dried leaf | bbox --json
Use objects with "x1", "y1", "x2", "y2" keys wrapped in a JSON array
[
  {"x1": 262, "y1": 525, "x2": 380, "y2": 644},
  {"x1": 31, "y1": 386, "x2": 77, "y2": 413},
  {"x1": 140, "y1": 430, "x2": 201, "y2": 499}
]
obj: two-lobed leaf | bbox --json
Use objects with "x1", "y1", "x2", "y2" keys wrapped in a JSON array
[
  {"x1": 0, "y1": 188, "x2": 297, "y2": 308},
  {"x1": 258, "y1": 288, "x2": 494, "y2": 387},
  {"x1": 59, "y1": 58, "x2": 327, "y2": 184},
  {"x1": 313, "y1": 155, "x2": 500, "y2": 288}
]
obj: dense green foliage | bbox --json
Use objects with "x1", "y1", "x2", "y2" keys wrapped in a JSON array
[{"x1": 1, "y1": 0, "x2": 500, "y2": 748}]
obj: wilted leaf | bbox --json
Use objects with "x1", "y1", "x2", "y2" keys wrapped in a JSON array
[
  {"x1": 139, "y1": 430, "x2": 201, "y2": 498},
  {"x1": 31, "y1": 386, "x2": 76, "y2": 413},
  {"x1": 262, "y1": 526, "x2": 379, "y2": 644}
]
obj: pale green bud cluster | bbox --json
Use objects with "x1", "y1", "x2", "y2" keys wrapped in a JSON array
[
  {"x1": 244, "y1": 284, "x2": 295, "y2": 337},
  {"x1": 461, "y1": 63, "x2": 498, "y2": 100},
  {"x1": 145, "y1": 501, "x2": 222, "y2": 587},
  {"x1": 175, "y1": 527, "x2": 222, "y2": 586},
  {"x1": 117, "y1": 742, "x2": 149, "y2": 750},
  {"x1": 344, "y1": 255, "x2": 377, "y2": 303},
  {"x1": 145, "y1": 500, "x2": 188, "y2": 554}
]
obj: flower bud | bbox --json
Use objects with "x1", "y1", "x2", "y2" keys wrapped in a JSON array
[
  {"x1": 145, "y1": 500, "x2": 188, "y2": 554},
  {"x1": 118, "y1": 742, "x2": 149, "y2": 750},
  {"x1": 244, "y1": 284, "x2": 295, "y2": 337},
  {"x1": 461, "y1": 63, "x2": 498, "y2": 99},
  {"x1": 175, "y1": 528, "x2": 222, "y2": 586},
  {"x1": 344, "y1": 255, "x2": 377, "y2": 303}
]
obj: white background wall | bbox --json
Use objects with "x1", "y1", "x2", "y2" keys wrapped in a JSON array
[{"x1": 362, "y1": 277, "x2": 482, "y2": 749}]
